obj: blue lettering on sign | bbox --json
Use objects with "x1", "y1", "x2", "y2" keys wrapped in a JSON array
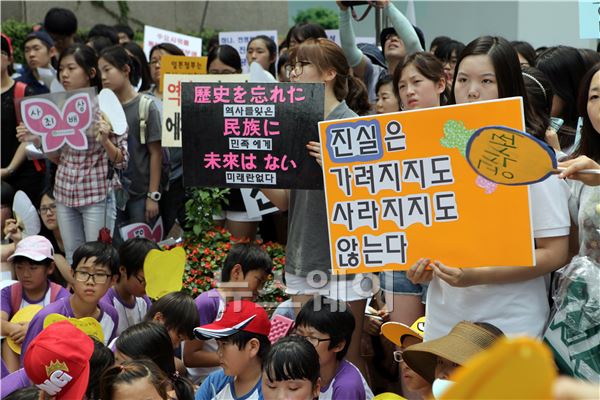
[{"x1": 326, "y1": 120, "x2": 383, "y2": 163}]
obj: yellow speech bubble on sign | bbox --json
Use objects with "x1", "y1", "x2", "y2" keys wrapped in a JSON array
[
  {"x1": 43, "y1": 313, "x2": 104, "y2": 343},
  {"x1": 466, "y1": 125, "x2": 557, "y2": 185},
  {"x1": 144, "y1": 247, "x2": 186, "y2": 300},
  {"x1": 440, "y1": 337, "x2": 556, "y2": 399},
  {"x1": 7, "y1": 304, "x2": 43, "y2": 354}
]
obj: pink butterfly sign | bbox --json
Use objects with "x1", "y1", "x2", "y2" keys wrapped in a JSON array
[
  {"x1": 20, "y1": 91, "x2": 93, "y2": 153},
  {"x1": 119, "y1": 217, "x2": 164, "y2": 243}
]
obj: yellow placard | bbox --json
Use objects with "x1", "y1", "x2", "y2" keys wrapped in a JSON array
[
  {"x1": 441, "y1": 337, "x2": 556, "y2": 399},
  {"x1": 159, "y1": 55, "x2": 207, "y2": 93},
  {"x1": 144, "y1": 247, "x2": 186, "y2": 299},
  {"x1": 318, "y1": 98, "x2": 535, "y2": 274},
  {"x1": 7, "y1": 305, "x2": 43, "y2": 354},
  {"x1": 466, "y1": 125, "x2": 557, "y2": 185},
  {"x1": 43, "y1": 313, "x2": 104, "y2": 343}
]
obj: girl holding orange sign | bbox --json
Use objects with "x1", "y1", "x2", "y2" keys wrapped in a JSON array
[{"x1": 408, "y1": 36, "x2": 571, "y2": 341}]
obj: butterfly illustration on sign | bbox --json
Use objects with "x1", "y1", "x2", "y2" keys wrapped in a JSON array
[
  {"x1": 119, "y1": 217, "x2": 164, "y2": 243},
  {"x1": 21, "y1": 92, "x2": 92, "y2": 153}
]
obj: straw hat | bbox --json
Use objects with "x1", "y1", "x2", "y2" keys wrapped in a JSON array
[{"x1": 402, "y1": 321, "x2": 503, "y2": 384}]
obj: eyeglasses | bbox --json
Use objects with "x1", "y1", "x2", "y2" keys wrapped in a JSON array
[
  {"x1": 134, "y1": 274, "x2": 146, "y2": 285},
  {"x1": 284, "y1": 61, "x2": 312, "y2": 78},
  {"x1": 393, "y1": 350, "x2": 404, "y2": 363},
  {"x1": 39, "y1": 204, "x2": 57, "y2": 215},
  {"x1": 291, "y1": 333, "x2": 332, "y2": 347},
  {"x1": 74, "y1": 270, "x2": 112, "y2": 284}
]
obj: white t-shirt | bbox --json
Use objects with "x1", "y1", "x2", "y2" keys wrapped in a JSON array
[{"x1": 425, "y1": 176, "x2": 570, "y2": 340}]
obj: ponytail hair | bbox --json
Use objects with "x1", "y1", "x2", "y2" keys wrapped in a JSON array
[
  {"x1": 289, "y1": 38, "x2": 351, "y2": 102},
  {"x1": 99, "y1": 45, "x2": 141, "y2": 86}
]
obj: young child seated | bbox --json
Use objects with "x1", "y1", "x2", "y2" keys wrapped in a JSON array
[
  {"x1": 101, "y1": 359, "x2": 172, "y2": 400},
  {"x1": 20, "y1": 241, "x2": 120, "y2": 357},
  {"x1": 294, "y1": 296, "x2": 374, "y2": 400},
  {"x1": 1, "y1": 236, "x2": 69, "y2": 372},
  {"x1": 381, "y1": 317, "x2": 431, "y2": 399},
  {"x1": 183, "y1": 243, "x2": 272, "y2": 382},
  {"x1": 194, "y1": 299, "x2": 272, "y2": 400},
  {"x1": 144, "y1": 291, "x2": 199, "y2": 350},
  {"x1": 101, "y1": 238, "x2": 158, "y2": 334},
  {"x1": 402, "y1": 321, "x2": 504, "y2": 385},
  {"x1": 262, "y1": 335, "x2": 321, "y2": 400}
]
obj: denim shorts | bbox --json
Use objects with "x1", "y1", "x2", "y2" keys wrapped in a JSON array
[{"x1": 380, "y1": 271, "x2": 428, "y2": 301}]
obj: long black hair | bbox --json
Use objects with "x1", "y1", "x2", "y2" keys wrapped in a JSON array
[
  {"x1": 207, "y1": 44, "x2": 242, "y2": 73},
  {"x1": 122, "y1": 41, "x2": 152, "y2": 92},
  {"x1": 571, "y1": 62, "x2": 600, "y2": 162},
  {"x1": 248, "y1": 35, "x2": 277, "y2": 76},
  {"x1": 57, "y1": 43, "x2": 102, "y2": 90},
  {"x1": 99, "y1": 45, "x2": 141, "y2": 87}
]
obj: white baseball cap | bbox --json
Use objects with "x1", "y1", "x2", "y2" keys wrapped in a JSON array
[{"x1": 8, "y1": 235, "x2": 54, "y2": 262}]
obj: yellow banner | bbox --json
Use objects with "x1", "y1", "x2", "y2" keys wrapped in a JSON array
[{"x1": 159, "y1": 55, "x2": 207, "y2": 93}]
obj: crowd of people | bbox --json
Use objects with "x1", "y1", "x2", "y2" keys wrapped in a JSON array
[{"x1": 1, "y1": 1, "x2": 599, "y2": 399}]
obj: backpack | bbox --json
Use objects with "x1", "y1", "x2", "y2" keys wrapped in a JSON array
[
  {"x1": 10, "y1": 281, "x2": 62, "y2": 315},
  {"x1": 138, "y1": 94, "x2": 170, "y2": 192}
]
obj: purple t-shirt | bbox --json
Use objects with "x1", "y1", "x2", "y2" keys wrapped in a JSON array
[
  {"x1": 320, "y1": 360, "x2": 374, "y2": 400},
  {"x1": 20, "y1": 295, "x2": 119, "y2": 361},
  {"x1": 101, "y1": 287, "x2": 152, "y2": 335},
  {"x1": 195, "y1": 288, "x2": 224, "y2": 325},
  {"x1": 0, "y1": 281, "x2": 69, "y2": 318}
]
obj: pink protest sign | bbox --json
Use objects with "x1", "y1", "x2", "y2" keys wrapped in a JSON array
[
  {"x1": 119, "y1": 217, "x2": 164, "y2": 243},
  {"x1": 20, "y1": 89, "x2": 95, "y2": 153}
]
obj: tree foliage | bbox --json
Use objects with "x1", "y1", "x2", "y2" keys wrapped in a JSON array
[{"x1": 293, "y1": 7, "x2": 339, "y2": 29}]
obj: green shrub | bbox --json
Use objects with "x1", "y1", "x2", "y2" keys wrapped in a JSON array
[
  {"x1": 293, "y1": 7, "x2": 339, "y2": 29},
  {"x1": 1, "y1": 19, "x2": 34, "y2": 64}
]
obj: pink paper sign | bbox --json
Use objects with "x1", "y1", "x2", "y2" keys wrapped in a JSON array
[
  {"x1": 119, "y1": 217, "x2": 164, "y2": 243},
  {"x1": 21, "y1": 92, "x2": 92, "y2": 153}
]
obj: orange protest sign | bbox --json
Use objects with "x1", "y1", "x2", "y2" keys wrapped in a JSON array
[
  {"x1": 159, "y1": 55, "x2": 207, "y2": 93},
  {"x1": 466, "y1": 125, "x2": 557, "y2": 185},
  {"x1": 318, "y1": 97, "x2": 535, "y2": 275}
]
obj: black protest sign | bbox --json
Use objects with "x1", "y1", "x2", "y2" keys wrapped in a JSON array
[{"x1": 181, "y1": 82, "x2": 324, "y2": 189}]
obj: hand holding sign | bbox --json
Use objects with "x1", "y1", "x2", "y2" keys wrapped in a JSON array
[{"x1": 466, "y1": 126, "x2": 600, "y2": 185}]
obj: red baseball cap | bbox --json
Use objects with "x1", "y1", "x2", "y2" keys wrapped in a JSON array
[
  {"x1": 24, "y1": 320, "x2": 94, "y2": 399},
  {"x1": 194, "y1": 300, "x2": 271, "y2": 340}
]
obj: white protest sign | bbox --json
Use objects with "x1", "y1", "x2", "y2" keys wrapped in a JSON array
[
  {"x1": 143, "y1": 25, "x2": 203, "y2": 58},
  {"x1": 325, "y1": 29, "x2": 376, "y2": 46},
  {"x1": 162, "y1": 73, "x2": 249, "y2": 147},
  {"x1": 218, "y1": 30, "x2": 278, "y2": 73},
  {"x1": 241, "y1": 188, "x2": 279, "y2": 218}
]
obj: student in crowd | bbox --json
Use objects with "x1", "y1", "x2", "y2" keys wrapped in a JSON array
[
  {"x1": 510, "y1": 40, "x2": 537, "y2": 67},
  {"x1": 347, "y1": 77, "x2": 372, "y2": 116},
  {"x1": 16, "y1": 31, "x2": 57, "y2": 95},
  {"x1": 145, "y1": 42, "x2": 186, "y2": 236},
  {"x1": 381, "y1": 317, "x2": 431, "y2": 399},
  {"x1": 408, "y1": 36, "x2": 570, "y2": 340},
  {"x1": 87, "y1": 338, "x2": 116, "y2": 400},
  {"x1": 114, "y1": 24, "x2": 134, "y2": 44},
  {"x1": 1, "y1": 236, "x2": 69, "y2": 372},
  {"x1": 429, "y1": 36, "x2": 451, "y2": 54},
  {"x1": 101, "y1": 238, "x2": 158, "y2": 334},
  {"x1": 122, "y1": 41, "x2": 153, "y2": 92},
  {"x1": 277, "y1": 51, "x2": 290, "y2": 82},
  {"x1": 287, "y1": 23, "x2": 327, "y2": 49},
  {"x1": 101, "y1": 359, "x2": 172, "y2": 400},
  {"x1": 374, "y1": 75, "x2": 400, "y2": 114},
  {"x1": 194, "y1": 300, "x2": 272, "y2": 400},
  {"x1": 402, "y1": 321, "x2": 504, "y2": 385},
  {"x1": 114, "y1": 321, "x2": 195, "y2": 400},
  {"x1": 337, "y1": 0, "x2": 423, "y2": 102},
  {"x1": 433, "y1": 40, "x2": 465, "y2": 89},
  {"x1": 536, "y1": 46, "x2": 587, "y2": 152},
  {"x1": 1, "y1": 33, "x2": 43, "y2": 207},
  {"x1": 262, "y1": 335, "x2": 321, "y2": 400},
  {"x1": 147, "y1": 42, "x2": 185, "y2": 99},
  {"x1": 144, "y1": 291, "x2": 199, "y2": 351},
  {"x1": 579, "y1": 48, "x2": 600, "y2": 71},
  {"x1": 394, "y1": 52, "x2": 447, "y2": 111},
  {"x1": 566, "y1": 63, "x2": 600, "y2": 262},
  {"x1": 261, "y1": 38, "x2": 371, "y2": 376},
  {"x1": 183, "y1": 243, "x2": 272, "y2": 383},
  {"x1": 247, "y1": 35, "x2": 278, "y2": 77},
  {"x1": 17, "y1": 43, "x2": 128, "y2": 263},
  {"x1": 21, "y1": 241, "x2": 120, "y2": 356},
  {"x1": 294, "y1": 296, "x2": 373, "y2": 400},
  {"x1": 42, "y1": 8, "x2": 78, "y2": 55},
  {"x1": 207, "y1": 44, "x2": 263, "y2": 240},
  {"x1": 99, "y1": 45, "x2": 162, "y2": 243}
]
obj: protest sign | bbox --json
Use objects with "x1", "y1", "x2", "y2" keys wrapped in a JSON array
[
  {"x1": 20, "y1": 88, "x2": 96, "y2": 153},
  {"x1": 219, "y1": 30, "x2": 277, "y2": 72},
  {"x1": 119, "y1": 217, "x2": 164, "y2": 243},
  {"x1": 159, "y1": 55, "x2": 207, "y2": 94},
  {"x1": 43, "y1": 314, "x2": 104, "y2": 343},
  {"x1": 319, "y1": 97, "x2": 535, "y2": 275},
  {"x1": 143, "y1": 25, "x2": 203, "y2": 58},
  {"x1": 144, "y1": 247, "x2": 185, "y2": 299},
  {"x1": 241, "y1": 188, "x2": 278, "y2": 218},
  {"x1": 325, "y1": 29, "x2": 375, "y2": 45},
  {"x1": 579, "y1": 0, "x2": 600, "y2": 39},
  {"x1": 181, "y1": 82, "x2": 324, "y2": 189},
  {"x1": 162, "y1": 74, "x2": 249, "y2": 147}
]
